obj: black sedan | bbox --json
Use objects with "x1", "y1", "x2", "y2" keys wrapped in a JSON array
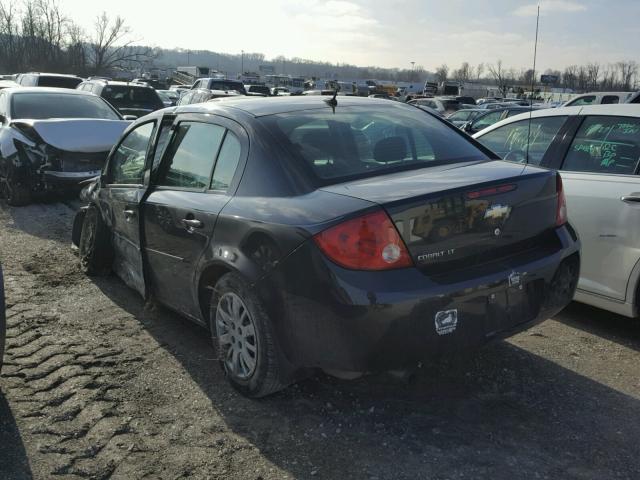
[{"x1": 72, "y1": 96, "x2": 580, "y2": 397}]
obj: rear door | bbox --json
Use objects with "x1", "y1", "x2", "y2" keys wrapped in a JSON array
[
  {"x1": 143, "y1": 115, "x2": 246, "y2": 318},
  {"x1": 100, "y1": 120, "x2": 157, "y2": 296},
  {"x1": 559, "y1": 115, "x2": 640, "y2": 301}
]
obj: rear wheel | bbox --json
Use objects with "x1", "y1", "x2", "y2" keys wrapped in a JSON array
[
  {"x1": 210, "y1": 272, "x2": 287, "y2": 397},
  {"x1": 79, "y1": 205, "x2": 113, "y2": 276}
]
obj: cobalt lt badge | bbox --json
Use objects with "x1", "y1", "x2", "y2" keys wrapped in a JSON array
[{"x1": 435, "y1": 309, "x2": 458, "y2": 336}]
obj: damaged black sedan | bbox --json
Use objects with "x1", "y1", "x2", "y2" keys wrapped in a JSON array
[
  {"x1": 0, "y1": 87, "x2": 130, "y2": 205},
  {"x1": 73, "y1": 96, "x2": 580, "y2": 397}
]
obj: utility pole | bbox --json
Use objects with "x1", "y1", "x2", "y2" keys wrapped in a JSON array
[
  {"x1": 410, "y1": 61, "x2": 415, "y2": 82},
  {"x1": 187, "y1": 50, "x2": 191, "y2": 65},
  {"x1": 241, "y1": 50, "x2": 244, "y2": 75}
]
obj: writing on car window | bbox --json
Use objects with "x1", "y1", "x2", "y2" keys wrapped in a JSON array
[{"x1": 562, "y1": 117, "x2": 640, "y2": 174}]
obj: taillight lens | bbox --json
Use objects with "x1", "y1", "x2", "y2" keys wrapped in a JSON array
[
  {"x1": 313, "y1": 210, "x2": 413, "y2": 270},
  {"x1": 556, "y1": 174, "x2": 568, "y2": 226}
]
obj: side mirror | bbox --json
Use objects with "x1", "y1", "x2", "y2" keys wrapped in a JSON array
[
  {"x1": 0, "y1": 114, "x2": 6, "y2": 125},
  {"x1": 463, "y1": 122, "x2": 473, "y2": 133},
  {"x1": 123, "y1": 115, "x2": 137, "y2": 121}
]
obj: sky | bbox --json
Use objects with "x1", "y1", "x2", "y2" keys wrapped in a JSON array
[{"x1": 56, "y1": 0, "x2": 639, "y2": 72}]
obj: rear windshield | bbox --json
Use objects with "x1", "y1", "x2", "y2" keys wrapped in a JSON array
[
  {"x1": 248, "y1": 85, "x2": 270, "y2": 95},
  {"x1": 101, "y1": 86, "x2": 162, "y2": 109},
  {"x1": 209, "y1": 81, "x2": 246, "y2": 94},
  {"x1": 11, "y1": 93, "x2": 121, "y2": 120},
  {"x1": 262, "y1": 105, "x2": 490, "y2": 185},
  {"x1": 37, "y1": 76, "x2": 82, "y2": 89}
]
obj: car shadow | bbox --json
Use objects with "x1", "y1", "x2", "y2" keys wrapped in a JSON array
[
  {"x1": 554, "y1": 301, "x2": 640, "y2": 352},
  {"x1": 92, "y1": 276, "x2": 640, "y2": 479},
  {"x1": 0, "y1": 198, "x2": 80, "y2": 245},
  {"x1": 0, "y1": 388, "x2": 33, "y2": 480}
]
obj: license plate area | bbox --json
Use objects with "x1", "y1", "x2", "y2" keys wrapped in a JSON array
[{"x1": 484, "y1": 279, "x2": 544, "y2": 337}]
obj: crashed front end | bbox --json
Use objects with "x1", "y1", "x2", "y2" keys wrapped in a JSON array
[
  {"x1": 7, "y1": 119, "x2": 128, "y2": 196},
  {"x1": 16, "y1": 140, "x2": 105, "y2": 191}
]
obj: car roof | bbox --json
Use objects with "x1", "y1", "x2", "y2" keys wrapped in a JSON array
[
  {"x1": 473, "y1": 104, "x2": 640, "y2": 138},
  {"x1": 88, "y1": 80, "x2": 152, "y2": 88},
  {"x1": 24, "y1": 72, "x2": 82, "y2": 79},
  {"x1": 2, "y1": 87, "x2": 96, "y2": 96},
  {"x1": 175, "y1": 95, "x2": 397, "y2": 117}
]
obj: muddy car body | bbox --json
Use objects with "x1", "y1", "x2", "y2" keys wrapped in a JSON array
[
  {"x1": 73, "y1": 96, "x2": 580, "y2": 396},
  {"x1": 0, "y1": 88, "x2": 130, "y2": 205}
]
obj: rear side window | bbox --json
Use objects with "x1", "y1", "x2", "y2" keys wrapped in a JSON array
[
  {"x1": 263, "y1": 105, "x2": 490, "y2": 184},
  {"x1": 158, "y1": 122, "x2": 225, "y2": 189},
  {"x1": 472, "y1": 110, "x2": 504, "y2": 131},
  {"x1": 601, "y1": 95, "x2": 620, "y2": 105},
  {"x1": 562, "y1": 116, "x2": 640, "y2": 175},
  {"x1": 109, "y1": 122, "x2": 155, "y2": 184},
  {"x1": 476, "y1": 116, "x2": 567, "y2": 165},
  {"x1": 211, "y1": 132, "x2": 241, "y2": 191}
]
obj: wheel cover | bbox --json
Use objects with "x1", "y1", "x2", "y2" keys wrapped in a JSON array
[
  {"x1": 216, "y1": 292, "x2": 258, "y2": 380},
  {"x1": 80, "y1": 213, "x2": 97, "y2": 265}
]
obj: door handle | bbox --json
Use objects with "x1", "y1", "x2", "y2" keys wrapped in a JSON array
[
  {"x1": 123, "y1": 209, "x2": 136, "y2": 221},
  {"x1": 181, "y1": 218, "x2": 203, "y2": 230},
  {"x1": 621, "y1": 195, "x2": 640, "y2": 204}
]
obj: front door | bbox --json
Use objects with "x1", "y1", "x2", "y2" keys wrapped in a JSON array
[
  {"x1": 560, "y1": 115, "x2": 640, "y2": 301},
  {"x1": 100, "y1": 120, "x2": 156, "y2": 296},
  {"x1": 143, "y1": 118, "x2": 244, "y2": 319}
]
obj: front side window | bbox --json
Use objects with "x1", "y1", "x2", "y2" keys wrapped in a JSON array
[
  {"x1": 568, "y1": 95, "x2": 596, "y2": 106},
  {"x1": 562, "y1": 116, "x2": 640, "y2": 174},
  {"x1": 476, "y1": 116, "x2": 567, "y2": 165},
  {"x1": 109, "y1": 122, "x2": 155, "y2": 184},
  {"x1": 11, "y1": 93, "x2": 121, "y2": 120},
  {"x1": 158, "y1": 122, "x2": 225, "y2": 189},
  {"x1": 263, "y1": 105, "x2": 490, "y2": 185}
]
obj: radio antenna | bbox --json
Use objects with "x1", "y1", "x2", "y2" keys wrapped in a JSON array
[{"x1": 525, "y1": 5, "x2": 540, "y2": 164}]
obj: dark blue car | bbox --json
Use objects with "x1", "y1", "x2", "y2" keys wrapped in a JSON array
[{"x1": 72, "y1": 96, "x2": 580, "y2": 397}]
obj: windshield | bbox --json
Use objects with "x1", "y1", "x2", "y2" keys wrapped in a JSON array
[
  {"x1": 37, "y1": 76, "x2": 82, "y2": 89},
  {"x1": 209, "y1": 81, "x2": 247, "y2": 94},
  {"x1": 101, "y1": 85, "x2": 162, "y2": 110},
  {"x1": 263, "y1": 105, "x2": 490, "y2": 185},
  {"x1": 11, "y1": 93, "x2": 121, "y2": 120}
]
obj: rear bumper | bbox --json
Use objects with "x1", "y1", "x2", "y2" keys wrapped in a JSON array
[{"x1": 258, "y1": 225, "x2": 580, "y2": 372}]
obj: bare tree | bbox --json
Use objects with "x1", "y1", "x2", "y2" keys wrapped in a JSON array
[
  {"x1": 453, "y1": 62, "x2": 472, "y2": 82},
  {"x1": 89, "y1": 12, "x2": 155, "y2": 75},
  {"x1": 586, "y1": 63, "x2": 600, "y2": 90},
  {"x1": 435, "y1": 64, "x2": 449, "y2": 83},
  {"x1": 617, "y1": 61, "x2": 638, "y2": 90},
  {"x1": 475, "y1": 63, "x2": 484, "y2": 80},
  {"x1": 488, "y1": 60, "x2": 508, "y2": 96}
]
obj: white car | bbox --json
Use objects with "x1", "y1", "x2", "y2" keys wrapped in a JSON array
[
  {"x1": 473, "y1": 104, "x2": 640, "y2": 317},
  {"x1": 564, "y1": 92, "x2": 635, "y2": 107}
]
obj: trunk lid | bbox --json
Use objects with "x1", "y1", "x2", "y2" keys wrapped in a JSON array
[{"x1": 320, "y1": 161, "x2": 561, "y2": 274}]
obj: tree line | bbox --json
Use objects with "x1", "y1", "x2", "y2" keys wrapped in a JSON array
[{"x1": 434, "y1": 60, "x2": 639, "y2": 93}]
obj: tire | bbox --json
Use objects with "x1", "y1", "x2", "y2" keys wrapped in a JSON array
[
  {"x1": 210, "y1": 272, "x2": 287, "y2": 398},
  {"x1": 0, "y1": 264, "x2": 6, "y2": 373},
  {"x1": 78, "y1": 205, "x2": 113, "y2": 276},
  {"x1": 4, "y1": 177, "x2": 31, "y2": 207}
]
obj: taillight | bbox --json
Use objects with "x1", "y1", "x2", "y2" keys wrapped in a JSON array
[
  {"x1": 313, "y1": 210, "x2": 413, "y2": 270},
  {"x1": 556, "y1": 174, "x2": 568, "y2": 226}
]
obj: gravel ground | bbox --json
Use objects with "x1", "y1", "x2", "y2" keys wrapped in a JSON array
[{"x1": 1, "y1": 200, "x2": 639, "y2": 480}]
